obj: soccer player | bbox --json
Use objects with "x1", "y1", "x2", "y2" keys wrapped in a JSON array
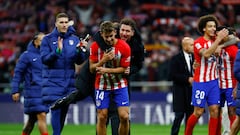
[
  {"x1": 11, "y1": 33, "x2": 49, "y2": 135},
  {"x1": 184, "y1": 14, "x2": 229, "y2": 135},
  {"x1": 94, "y1": 18, "x2": 145, "y2": 135},
  {"x1": 89, "y1": 21, "x2": 131, "y2": 135},
  {"x1": 40, "y1": 13, "x2": 88, "y2": 135},
  {"x1": 216, "y1": 26, "x2": 237, "y2": 135}
]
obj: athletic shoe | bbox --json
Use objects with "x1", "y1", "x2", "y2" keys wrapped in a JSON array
[{"x1": 50, "y1": 90, "x2": 78, "y2": 110}]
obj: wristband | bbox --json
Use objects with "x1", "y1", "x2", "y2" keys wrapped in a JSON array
[{"x1": 56, "y1": 48, "x2": 62, "y2": 54}]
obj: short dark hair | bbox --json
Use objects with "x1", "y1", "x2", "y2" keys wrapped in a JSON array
[
  {"x1": 217, "y1": 26, "x2": 234, "y2": 35},
  {"x1": 228, "y1": 27, "x2": 236, "y2": 35},
  {"x1": 100, "y1": 21, "x2": 115, "y2": 34},
  {"x1": 33, "y1": 32, "x2": 44, "y2": 41},
  {"x1": 56, "y1": 13, "x2": 69, "y2": 20},
  {"x1": 120, "y1": 18, "x2": 136, "y2": 31},
  {"x1": 197, "y1": 14, "x2": 219, "y2": 35}
]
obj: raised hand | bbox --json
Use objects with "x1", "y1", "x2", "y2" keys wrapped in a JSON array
[{"x1": 216, "y1": 28, "x2": 229, "y2": 41}]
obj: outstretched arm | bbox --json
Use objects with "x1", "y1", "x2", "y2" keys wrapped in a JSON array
[{"x1": 222, "y1": 35, "x2": 239, "y2": 47}]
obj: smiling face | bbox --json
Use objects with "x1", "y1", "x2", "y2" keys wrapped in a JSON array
[
  {"x1": 119, "y1": 24, "x2": 134, "y2": 41},
  {"x1": 55, "y1": 17, "x2": 69, "y2": 33},
  {"x1": 99, "y1": 21, "x2": 118, "y2": 46},
  {"x1": 203, "y1": 21, "x2": 217, "y2": 40},
  {"x1": 101, "y1": 30, "x2": 117, "y2": 46}
]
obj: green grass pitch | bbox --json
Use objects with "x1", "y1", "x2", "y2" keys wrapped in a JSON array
[{"x1": 0, "y1": 123, "x2": 208, "y2": 135}]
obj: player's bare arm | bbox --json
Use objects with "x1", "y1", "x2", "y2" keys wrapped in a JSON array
[
  {"x1": 214, "y1": 44, "x2": 224, "y2": 56},
  {"x1": 200, "y1": 28, "x2": 228, "y2": 58},
  {"x1": 96, "y1": 67, "x2": 126, "y2": 74},
  {"x1": 222, "y1": 35, "x2": 240, "y2": 47}
]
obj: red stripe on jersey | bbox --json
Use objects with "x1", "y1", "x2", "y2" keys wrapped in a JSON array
[
  {"x1": 90, "y1": 40, "x2": 130, "y2": 90},
  {"x1": 218, "y1": 45, "x2": 238, "y2": 89},
  {"x1": 194, "y1": 37, "x2": 218, "y2": 82}
]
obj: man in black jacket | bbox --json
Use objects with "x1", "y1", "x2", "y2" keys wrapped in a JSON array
[{"x1": 169, "y1": 37, "x2": 194, "y2": 135}]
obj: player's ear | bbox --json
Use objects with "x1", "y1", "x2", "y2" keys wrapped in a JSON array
[{"x1": 132, "y1": 29, "x2": 135, "y2": 36}]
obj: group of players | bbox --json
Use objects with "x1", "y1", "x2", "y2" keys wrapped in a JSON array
[
  {"x1": 169, "y1": 14, "x2": 240, "y2": 135},
  {"x1": 186, "y1": 14, "x2": 240, "y2": 135},
  {"x1": 11, "y1": 12, "x2": 144, "y2": 135},
  {"x1": 10, "y1": 12, "x2": 240, "y2": 135},
  {"x1": 172, "y1": 15, "x2": 240, "y2": 135}
]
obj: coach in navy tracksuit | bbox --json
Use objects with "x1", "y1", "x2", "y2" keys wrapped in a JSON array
[
  {"x1": 40, "y1": 13, "x2": 87, "y2": 135},
  {"x1": 11, "y1": 33, "x2": 49, "y2": 135}
]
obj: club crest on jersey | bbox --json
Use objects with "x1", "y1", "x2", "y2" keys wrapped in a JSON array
[
  {"x1": 69, "y1": 40, "x2": 74, "y2": 45},
  {"x1": 96, "y1": 100, "x2": 101, "y2": 107},
  {"x1": 196, "y1": 99, "x2": 202, "y2": 105}
]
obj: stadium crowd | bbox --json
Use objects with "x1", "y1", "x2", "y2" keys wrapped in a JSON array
[{"x1": 0, "y1": 0, "x2": 240, "y2": 93}]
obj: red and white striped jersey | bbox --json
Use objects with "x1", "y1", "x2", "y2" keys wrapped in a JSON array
[
  {"x1": 218, "y1": 45, "x2": 238, "y2": 89},
  {"x1": 193, "y1": 37, "x2": 218, "y2": 82},
  {"x1": 89, "y1": 39, "x2": 131, "y2": 91}
]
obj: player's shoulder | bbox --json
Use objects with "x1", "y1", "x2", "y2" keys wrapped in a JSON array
[
  {"x1": 118, "y1": 39, "x2": 130, "y2": 48},
  {"x1": 41, "y1": 33, "x2": 55, "y2": 43},
  {"x1": 43, "y1": 33, "x2": 52, "y2": 39},
  {"x1": 228, "y1": 44, "x2": 238, "y2": 49},
  {"x1": 17, "y1": 50, "x2": 32, "y2": 62},
  {"x1": 90, "y1": 41, "x2": 100, "y2": 49},
  {"x1": 225, "y1": 44, "x2": 238, "y2": 52},
  {"x1": 118, "y1": 39, "x2": 127, "y2": 44},
  {"x1": 20, "y1": 50, "x2": 31, "y2": 58},
  {"x1": 90, "y1": 41, "x2": 97, "y2": 45},
  {"x1": 194, "y1": 36, "x2": 204, "y2": 43}
]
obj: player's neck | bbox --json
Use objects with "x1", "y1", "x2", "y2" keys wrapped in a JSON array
[
  {"x1": 203, "y1": 34, "x2": 214, "y2": 41},
  {"x1": 112, "y1": 38, "x2": 118, "y2": 46}
]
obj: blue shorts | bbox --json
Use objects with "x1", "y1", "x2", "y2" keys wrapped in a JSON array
[
  {"x1": 192, "y1": 79, "x2": 220, "y2": 108},
  {"x1": 95, "y1": 87, "x2": 129, "y2": 109},
  {"x1": 220, "y1": 88, "x2": 236, "y2": 107}
]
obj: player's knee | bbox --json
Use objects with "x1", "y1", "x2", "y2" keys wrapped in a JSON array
[
  {"x1": 209, "y1": 108, "x2": 220, "y2": 117},
  {"x1": 194, "y1": 109, "x2": 204, "y2": 117},
  {"x1": 37, "y1": 112, "x2": 47, "y2": 121},
  {"x1": 228, "y1": 107, "x2": 236, "y2": 116},
  {"x1": 98, "y1": 113, "x2": 108, "y2": 123},
  {"x1": 119, "y1": 112, "x2": 129, "y2": 122}
]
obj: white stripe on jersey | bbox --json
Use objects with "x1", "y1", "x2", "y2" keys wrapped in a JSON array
[
  {"x1": 199, "y1": 57, "x2": 205, "y2": 82},
  {"x1": 218, "y1": 51, "x2": 233, "y2": 89},
  {"x1": 199, "y1": 53, "x2": 218, "y2": 82},
  {"x1": 96, "y1": 48, "x2": 127, "y2": 90}
]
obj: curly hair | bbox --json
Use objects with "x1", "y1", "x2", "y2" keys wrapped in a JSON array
[{"x1": 197, "y1": 14, "x2": 220, "y2": 35}]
